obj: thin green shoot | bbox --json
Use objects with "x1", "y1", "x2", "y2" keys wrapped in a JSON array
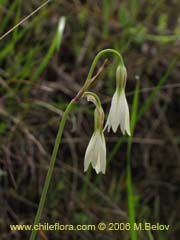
[{"x1": 127, "y1": 80, "x2": 139, "y2": 240}]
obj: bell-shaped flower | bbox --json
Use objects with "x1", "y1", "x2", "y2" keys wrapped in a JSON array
[
  {"x1": 104, "y1": 65, "x2": 131, "y2": 135},
  {"x1": 84, "y1": 129, "x2": 106, "y2": 174},
  {"x1": 84, "y1": 92, "x2": 106, "y2": 174}
]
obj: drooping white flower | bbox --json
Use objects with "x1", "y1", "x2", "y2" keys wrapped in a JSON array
[
  {"x1": 104, "y1": 65, "x2": 131, "y2": 135},
  {"x1": 105, "y1": 89, "x2": 130, "y2": 135},
  {"x1": 84, "y1": 130, "x2": 106, "y2": 174},
  {"x1": 84, "y1": 92, "x2": 106, "y2": 174}
]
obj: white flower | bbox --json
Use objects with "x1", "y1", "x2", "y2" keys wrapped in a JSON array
[
  {"x1": 84, "y1": 130, "x2": 106, "y2": 174},
  {"x1": 104, "y1": 64, "x2": 131, "y2": 135},
  {"x1": 84, "y1": 91, "x2": 106, "y2": 174},
  {"x1": 105, "y1": 89, "x2": 131, "y2": 135}
]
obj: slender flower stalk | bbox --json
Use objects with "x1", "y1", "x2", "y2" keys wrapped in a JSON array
[
  {"x1": 30, "y1": 100, "x2": 75, "y2": 240},
  {"x1": 84, "y1": 92, "x2": 106, "y2": 174},
  {"x1": 85, "y1": 49, "x2": 124, "y2": 82},
  {"x1": 105, "y1": 65, "x2": 131, "y2": 135}
]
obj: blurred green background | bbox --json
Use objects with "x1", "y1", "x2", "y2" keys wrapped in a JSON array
[{"x1": 0, "y1": 0, "x2": 180, "y2": 239}]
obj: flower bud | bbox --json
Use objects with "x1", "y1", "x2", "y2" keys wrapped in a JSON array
[{"x1": 116, "y1": 65, "x2": 127, "y2": 92}]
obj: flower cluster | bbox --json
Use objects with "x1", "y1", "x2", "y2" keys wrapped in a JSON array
[{"x1": 84, "y1": 64, "x2": 131, "y2": 174}]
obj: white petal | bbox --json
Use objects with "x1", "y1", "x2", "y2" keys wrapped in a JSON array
[
  {"x1": 119, "y1": 91, "x2": 131, "y2": 135},
  {"x1": 125, "y1": 102, "x2": 131, "y2": 136},
  {"x1": 84, "y1": 133, "x2": 96, "y2": 172},
  {"x1": 105, "y1": 91, "x2": 120, "y2": 133},
  {"x1": 99, "y1": 134, "x2": 106, "y2": 174},
  {"x1": 92, "y1": 133, "x2": 106, "y2": 174},
  {"x1": 93, "y1": 152, "x2": 101, "y2": 174},
  {"x1": 112, "y1": 92, "x2": 122, "y2": 132},
  {"x1": 84, "y1": 131, "x2": 106, "y2": 174},
  {"x1": 90, "y1": 132, "x2": 100, "y2": 168}
]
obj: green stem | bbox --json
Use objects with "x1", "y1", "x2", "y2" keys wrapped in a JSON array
[
  {"x1": 126, "y1": 82, "x2": 139, "y2": 240},
  {"x1": 83, "y1": 91, "x2": 102, "y2": 108},
  {"x1": 127, "y1": 138, "x2": 137, "y2": 240},
  {"x1": 29, "y1": 100, "x2": 75, "y2": 240},
  {"x1": 83, "y1": 91, "x2": 104, "y2": 131},
  {"x1": 86, "y1": 48, "x2": 124, "y2": 82}
]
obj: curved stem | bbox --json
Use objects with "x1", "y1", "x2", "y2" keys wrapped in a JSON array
[
  {"x1": 83, "y1": 91, "x2": 104, "y2": 131},
  {"x1": 86, "y1": 49, "x2": 124, "y2": 82},
  {"x1": 30, "y1": 100, "x2": 76, "y2": 240},
  {"x1": 84, "y1": 91, "x2": 102, "y2": 108}
]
